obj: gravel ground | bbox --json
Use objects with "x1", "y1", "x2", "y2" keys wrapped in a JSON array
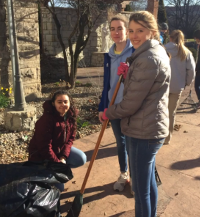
[{"x1": 0, "y1": 81, "x2": 106, "y2": 164}]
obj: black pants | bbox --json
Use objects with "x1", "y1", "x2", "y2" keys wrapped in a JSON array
[{"x1": 195, "y1": 75, "x2": 200, "y2": 101}]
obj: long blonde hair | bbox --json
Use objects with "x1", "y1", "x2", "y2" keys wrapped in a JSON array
[
  {"x1": 170, "y1": 30, "x2": 190, "y2": 61},
  {"x1": 129, "y1": 11, "x2": 160, "y2": 42}
]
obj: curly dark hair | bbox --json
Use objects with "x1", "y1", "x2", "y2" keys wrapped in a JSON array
[{"x1": 51, "y1": 90, "x2": 77, "y2": 133}]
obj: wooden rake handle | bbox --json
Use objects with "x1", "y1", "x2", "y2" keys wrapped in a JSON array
[{"x1": 80, "y1": 75, "x2": 123, "y2": 194}]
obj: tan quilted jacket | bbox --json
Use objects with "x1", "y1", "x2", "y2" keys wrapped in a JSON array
[{"x1": 106, "y1": 39, "x2": 171, "y2": 139}]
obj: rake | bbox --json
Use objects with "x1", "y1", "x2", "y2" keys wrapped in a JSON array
[{"x1": 66, "y1": 75, "x2": 123, "y2": 217}]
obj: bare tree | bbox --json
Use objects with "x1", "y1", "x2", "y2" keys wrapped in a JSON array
[
  {"x1": 166, "y1": 0, "x2": 200, "y2": 38},
  {"x1": 130, "y1": 0, "x2": 147, "y2": 11},
  {"x1": 39, "y1": 0, "x2": 122, "y2": 88}
]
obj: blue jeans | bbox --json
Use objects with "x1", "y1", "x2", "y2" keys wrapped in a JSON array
[
  {"x1": 125, "y1": 136, "x2": 164, "y2": 217},
  {"x1": 55, "y1": 146, "x2": 87, "y2": 191},
  {"x1": 110, "y1": 119, "x2": 128, "y2": 172}
]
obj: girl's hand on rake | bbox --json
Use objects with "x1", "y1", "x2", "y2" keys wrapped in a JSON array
[
  {"x1": 102, "y1": 108, "x2": 108, "y2": 121},
  {"x1": 117, "y1": 62, "x2": 129, "y2": 79}
]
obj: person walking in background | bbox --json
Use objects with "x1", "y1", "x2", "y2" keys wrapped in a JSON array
[
  {"x1": 165, "y1": 30, "x2": 195, "y2": 144},
  {"x1": 160, "y1": 22, "x2": 169, "y2": 44},
  {"x1": 98, "y1": 15, "x2": 135, "y2": 192},
  {"x1": 102, "y1": 11, "x2": 171, "y2": 217},
  {"x1": 194, "y1": 29, "x2": 200, "y2": 108}
]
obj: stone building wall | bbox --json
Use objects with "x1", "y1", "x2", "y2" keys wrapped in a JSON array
[
  {"x1": 0, "y1": 0, "x2": 41, "y2": 101},
  {"x1": 41, "y1": 7, "x2": 132, "y2": 67},
  {"x1": 0, "y1": 0, "x2": 11, "y2": 91},
  {"x1": 41, "y1": 7, "x2": 111, "y2": 67}
]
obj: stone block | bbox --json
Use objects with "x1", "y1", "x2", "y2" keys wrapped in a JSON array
[
  {"x1": 43, "y1": 29, "x2": 50, "y2": 35},
  {"x1": 91, "y1": 52, "x2": 104, "y2": 67},
  {"x1": 1, "y1": 73, "x2": 12, "y2": 86},
  {"x1": 90, "y1": 40, "x2": 97, "y2": 47},
  {"x1": 0, "y1": 58, "x2": 10, "y2": 67},
  {"x1": 47, "y1": 22, "x2": 53, "y2": 30},
  {"x1": 0, "y1": 7, "x2": 6, "y2": 22},
  {"x1": 4, "y1": 106, "x2": 37, "y2": 131},
  {"x1": 46, "y1": 35, "x2": 53, "y2": 42},
  {"x1": 4, "y1": 116, "x2": 12, "y2": 128},
  {"x1": 29, "y1": 11, "x2": 38, "y2": 20},
  {"x1": 23, "y1": 83, "x2": 41, "y2": 101},
  {"x1": 16, "y1": 22, "x2": 24, "y2": 33},
  {"x1": 42, "y1": 13, "x2": 47, "y2": 18},
  {"x1": 0, "y1": 22, "x2": 6, "y2": 32},
  {"x1": 20, "y1": 60, "x2": 39, "y2": 69},
  {"x1": 20, "y1": 68, "x2": 36, "y2": 81},
  {"x1": 41, "y1": 22, "x2": 46, "y2": 31},
  {"x1": 30, "y1": 120, "x2": 35, "y2": 131},
  {"x1": 0, "y1": 0, "x2": 5, "y2": 6},
  {"x1": 22, "y1": 118, "x2": 31, "y2": 129},
  {"x1": 13, "y1": 116, "x2": 23, "y2": 129}
]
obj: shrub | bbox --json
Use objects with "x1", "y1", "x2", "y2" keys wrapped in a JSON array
[
  {"x1": 75, "y1": 80, "x2": 82, "y2": 87},
  {"x1": 0, "y1": 87, "x2": 12, "y2": 108},
  {"x1": 157, "y1": 0, "x2": 168, "y2": 24},
  {"x1": 124, "y1": 5, "x2": 132, "y2": 11},
  {"x1": 77, "y1": 117, "x2": 90, "y2": 128},
  {"x1": 187, "y1": 47, "x2": 197, "y2": 60},
  {"x1": 85, "y1": 83, "x2": 92, "y2": 87}
]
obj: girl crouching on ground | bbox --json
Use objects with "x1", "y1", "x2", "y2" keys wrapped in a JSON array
[{"x1": 28, "y1": 90, "x2": 87, "y2": 191}]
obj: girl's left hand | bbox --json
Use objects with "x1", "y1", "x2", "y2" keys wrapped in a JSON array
[{"x1": 60, "y1": 157, "x2": 66, "y2": 164}]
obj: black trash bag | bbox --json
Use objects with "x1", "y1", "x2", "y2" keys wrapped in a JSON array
[
  {"x1": 0, "y1": 181, "x2": 60, "y2": 217},
  {"x1": 0, "y1": 161, "x2": 73, "y2": 217},
  {"x1": 0, "y1": 161, "x2": 73, "y2": 187}
]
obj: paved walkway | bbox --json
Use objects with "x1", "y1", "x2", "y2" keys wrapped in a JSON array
[{"x1": 60, "y1": 68, "x2": 200, "y2": 217}]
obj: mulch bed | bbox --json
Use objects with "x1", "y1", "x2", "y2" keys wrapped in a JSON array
[{"x1": 0, "y1": 81, "x2": 106, "y2": 164}]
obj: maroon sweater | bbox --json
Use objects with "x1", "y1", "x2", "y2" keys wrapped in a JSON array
[{"x1": 28, "y1": 100, "x2": 75, "y2": 162}]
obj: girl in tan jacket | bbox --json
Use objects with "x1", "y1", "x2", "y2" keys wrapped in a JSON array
[{"x1": 103, "y1": 11, "x2": 171, "y2": 217}]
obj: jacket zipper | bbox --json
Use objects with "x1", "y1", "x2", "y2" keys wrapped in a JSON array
[
  {"x1": 63, "y1": 114, "x2": 67, "y2": 143},
  {"x1": 64, "y1": 122, "x2": 66, "y2": 143}
]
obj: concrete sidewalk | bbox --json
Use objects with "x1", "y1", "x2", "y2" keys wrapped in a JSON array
[{"x1": 60, "y1": 69, "x2": 200, "y2": 216}]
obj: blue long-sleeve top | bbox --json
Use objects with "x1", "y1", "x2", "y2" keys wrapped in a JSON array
[{"x1": 98, "y1": 39, "x2": 135, "y2": 111}]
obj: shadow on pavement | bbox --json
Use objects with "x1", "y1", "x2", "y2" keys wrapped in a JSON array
[
  {"x1": 109, "y1": 210, "x2": 134, "y2": 217},
  {"x1": 194, "y1": 176, "x2": 200, "y2": 180},
  {"x1": 170, "y1": 156, "x2": 200, "y2": 170},
  {"x1": 60, "y1": 182, "x2": 133, "y2": 213},
  {"x1": 84, "y1": 145, "x2": 117, "y2": 162}
]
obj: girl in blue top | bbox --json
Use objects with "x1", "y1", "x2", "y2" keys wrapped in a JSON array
[{"x1": 98, "y1": 15, "x2": 135, "y2": 192}]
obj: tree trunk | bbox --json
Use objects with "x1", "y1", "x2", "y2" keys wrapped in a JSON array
[
  {"x1": 69, "y1": 52, "x2": 79, "y2": 88},
  {"x1": 52, "y1": 14, "x2": 70, "y2": 84}
]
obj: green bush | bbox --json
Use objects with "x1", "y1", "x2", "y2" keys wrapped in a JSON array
[
  {"x1": 124, "y1": 5, "x2": 132, "y2": 11},
  {"x1": 0, "y1": 87, "x2": 11, "y2": 108},
  {"x1": 77, "y1": 117, "x2": 90, "y2": 128},
  {"x1": 187, "y1": 47, "x2": 197, "y2": 60},
  {"x1": 75, "y1": 80, "x2": 82, "y2": 87},
  {"x1": 157, "y1": 0, "x2": 168, "y2": 24},
  {"x1": 85, "y1": 82, "x2": 92, "y2": 87}
]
